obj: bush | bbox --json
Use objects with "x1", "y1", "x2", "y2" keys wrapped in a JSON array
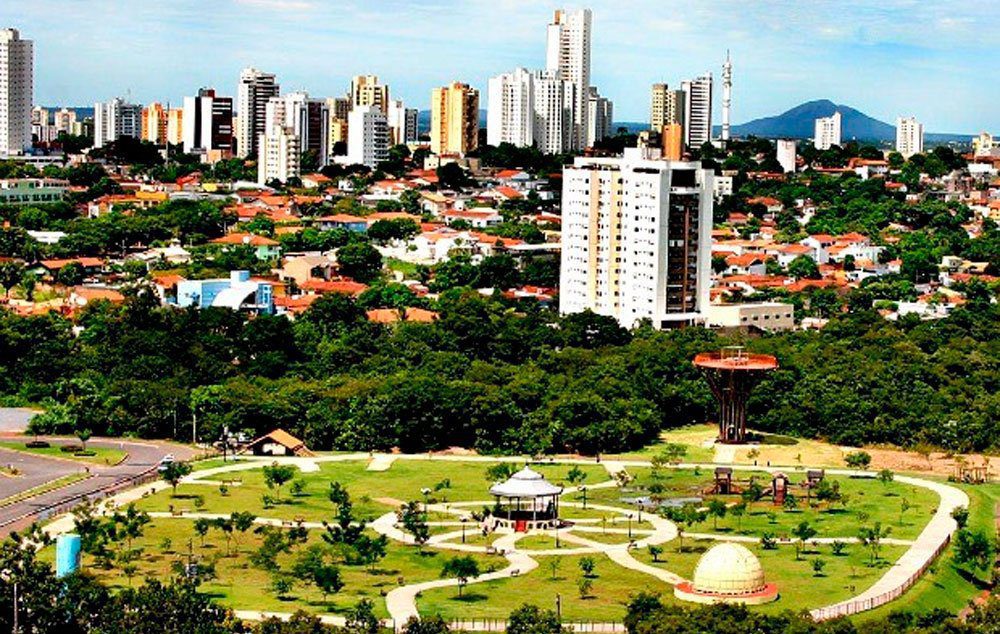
[
  {"x1": 60, "y1": 444, "x2": 83, "y2": 453},
  {"x1": 25, "y1": 440, "x2": 50, "y2": 448},
  {"x1": 74, "y1": 450, "x2": 96, "y2": 457}
]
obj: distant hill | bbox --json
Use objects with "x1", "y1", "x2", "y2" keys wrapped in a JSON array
[{"x1": 718, "y1": 99, "x2": 970, "y2": 144}]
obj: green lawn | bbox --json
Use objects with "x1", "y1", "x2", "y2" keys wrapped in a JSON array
[
  {"x1": 40, "y1": 518, "x2": 504, "y2": 619},
  {"x1": 385, "y1": 258, "x2": 422, "y2": 279},
  {"x1": 0, "y1": 441, "x2": 127, "y2": 466},
  {"x1": 608, "y1": 425, "x2": 718, "y2": 463}
]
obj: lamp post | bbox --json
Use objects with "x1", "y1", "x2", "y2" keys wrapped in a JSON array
[
  {"x1": 461, "y1": 516, "x2": 468, "y2": 544},
  {"x1": 580, "y1": 485, "x2": 587, "y2": 510},
  {"x1": 627, "y1": 513, "x2": 633, "y2": 540}
]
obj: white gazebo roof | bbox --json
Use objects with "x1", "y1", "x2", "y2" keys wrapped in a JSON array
[{"x1": 489, "y1": 467, "x2": 563, "y2": 498}]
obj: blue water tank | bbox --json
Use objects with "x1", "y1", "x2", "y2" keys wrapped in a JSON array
[{"x1": 55, "y1": 534, "x2": 81, "y2": 578}]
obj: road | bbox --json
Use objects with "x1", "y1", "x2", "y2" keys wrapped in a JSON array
[
  {"x1": 0, "y1": 408, "x2": 37, "y2": 433},
  {"x1": 0, "y1": 436, "x2": 196, "y2": 538}
]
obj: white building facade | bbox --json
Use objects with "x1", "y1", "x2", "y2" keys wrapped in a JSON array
[
  {"x1": 257, "y1": 126, "x2": 300, "y2": 185},
  {"x1": 559, "y1": 150, "x2": 714, "y2": 329},
  {"x1": 94, "y1": 98, "x2": 143, "y2": 148},
  {"x1": 814, "y1": 111, "x2": 842, "y2": 150},
  {"x1": 346, "y1": 105, "x2": 388, "y2": 168},
  {"x1": 0, "y1": 28, "x2": 32, "y2": 156},
  {"x1": 545, "y1": 8, "x2": 592, "y2": 150},
  {"x1": 682, "y1": 74, "x2": 713, "y2": 150},
  {"x1": 265, "y1": 92, "x2": 329, "y2": 166},
  {"x1": 387, "y1": 99, "x2": 417, "y2": 145},
  {"x1": 895, "y1": 116, "x2": 924, "y2": 158},
  {"x1": 587, "y1": 86, "x2": 613, "y2": 143},
  {"x1": 236, "y1": 67, "x2": 279, "y2": 159},
  {"x1": 777, "y1": 139, "x2": 797, "y2": 173}
]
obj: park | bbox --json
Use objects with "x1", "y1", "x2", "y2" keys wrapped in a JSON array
[{"x1": 14, "y1": 427, "x2": 990, "y2": 630}]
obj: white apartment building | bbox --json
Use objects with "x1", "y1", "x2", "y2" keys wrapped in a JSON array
[
  {"x1": 94, "y1": 97, "x2": 142, "y2": 148},
  {"x1": 351, "y1": 75, "x2": 389, "y2": 113},
  {"x1": 814, "y1": 111, "x2": 842, "y2": 150},
  {"x1": 387, "y1": 99, "x2": 417, "y2": 145},
  {"x1": 236, "y1": 67, "x2": 279, "y2": 159},
  {"x1": 895, "y1": 116, "x2": 924, "y2": 158},
  {"x1": 973, "y1": 132, "x2": 996, "y2": 157},
  {"x1": 559, "y1": 149, "x2": 714, "y2": 329},
  {"x1": 0, "y1": 29, "x2": 33, "y2": 155},
  {"x1": 777, "y1": 139, "x2": 797, "y2": 173},
  {"x1": 487, "y1": 67, "x2": 576, "y2": 154},
  {"x1": 257, "y1": 126, "x2": 300, "y2": 185},
  {"x1": 587, "y1": 86, "x2": 613, "y2": 143},
  {"x1": 265, "y1": 92, "x2": 329, "y2": 166},
  {"x1": 682, "y1": 74, "x2": 713, "y2": 149},
  {"x1": 346, "y1": 105, "x2": 388, "y2": 168},
  {"x1": 545, "y1": 8, "x2": 591, "y2": 150}
]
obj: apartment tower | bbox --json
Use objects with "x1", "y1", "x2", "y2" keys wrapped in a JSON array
[
  {"x1": 430, "y1": 82, "x2": 480, "y2": 156},
  {"x1": 0, "y1": 28, "x2": 33, "y2": 155},
  {"x1": 236, "y1": 67, "x2": 279, "y2": 158}
]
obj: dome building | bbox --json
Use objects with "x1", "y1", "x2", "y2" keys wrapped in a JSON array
[{"x1": 674, "y1": 543, "x2": 778, "y2": 604}]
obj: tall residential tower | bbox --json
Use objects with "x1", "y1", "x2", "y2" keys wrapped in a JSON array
[
  {"x1": 430, "y1": 82, "x2": 480, "y2": 156},
  {"x1": 236, "y1": 67, "x2": 279, "y2": 159},
  {"x1": 545, "y1": 9, "x2": 592, "y2": 150},
  {"x1": 895, "y1": 116, "x2": 924, "y2": 158},
  {"x1": 682, "y1": 74, "x2": 713, "y2": 150},
  {"x1": 0, "y1": 28, "x2": 33, "y2": 155}
]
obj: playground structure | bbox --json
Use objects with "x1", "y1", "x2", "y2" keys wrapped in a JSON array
[
  {"x1": 706, "y1": 468, "x2": 822, "y2": 508},
  {"x1": 694, "y1": 347, "x2": 779, "y2": 444}
]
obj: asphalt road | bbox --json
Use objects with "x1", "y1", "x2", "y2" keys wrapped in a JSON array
[
  {"x1": 0, "y1": 436, "x2": 197, "y2": 538},
  {"x1": 0, "y1": 408, "x2": 37, "y2": 433}
]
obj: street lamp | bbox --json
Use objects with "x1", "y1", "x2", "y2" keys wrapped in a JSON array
[
  {"x1": 580, "y1": 485, "x2": 587, "y2": 510},
  {"x1": 461, "y1": 516, "x2": 469, "y2": 544},
  {"x1": 627, "y1": 513, "x2": 633, "y2": 540},
  {"x1": 421, "y1": 488, "x2": 432, "y2": 519}
]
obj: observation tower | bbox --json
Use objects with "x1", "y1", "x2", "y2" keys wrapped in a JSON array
[{"x1": 693, "y1": 346, "x2": 778, "y2": 444}]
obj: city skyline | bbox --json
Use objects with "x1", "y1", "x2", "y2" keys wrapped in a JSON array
[{"x1": 8, "y1": 0, "x2": 999, "y2": 133}]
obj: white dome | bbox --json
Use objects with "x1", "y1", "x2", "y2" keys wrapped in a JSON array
[{"x1": 692, "y1": 543, "x2": 766, "y2": 595}]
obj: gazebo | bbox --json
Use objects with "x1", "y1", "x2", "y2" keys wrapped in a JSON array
[{"x1": 489, "y1": 467, "x2": 564, "y2": 532}]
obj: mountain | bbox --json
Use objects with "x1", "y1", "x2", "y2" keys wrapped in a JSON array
[{"x1": 722, "y1": 100, "x2": 971, "y2": 144}]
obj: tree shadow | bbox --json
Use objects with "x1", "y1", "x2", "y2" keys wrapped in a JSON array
[{"x1": 452, "y1": 593, "x2": 488, "y2": 603}]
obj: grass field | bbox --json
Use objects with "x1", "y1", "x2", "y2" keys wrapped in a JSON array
[
  {"x1": 610, "y1": 425, "x2": 718, "y2": 463},
  {"x1": 0, "y1": 441, "x2": 127, "y2": 466}
]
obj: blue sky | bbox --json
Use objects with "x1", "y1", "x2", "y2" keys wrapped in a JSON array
[{"x1": 9, "y1": 0, "x2": 998, "y2": 133}]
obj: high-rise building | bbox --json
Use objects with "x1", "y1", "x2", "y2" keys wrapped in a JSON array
[
  {"x1": 141, "y1": 102, "x2": 168, "y2": 145},
  {"x1": 182, "y1": 88, "x2": 234, "y2": 157},
  {"x1": 265, "y1": 92, "x2": 329, "y2": 166},
  {"x1": 430, "y1": 82, "x2": 479, "y2": 156},
  {"x1": 166, "y1": 108, "x2": 183, "y2": 145},
  {"x1": 327, "y1": 96, "x2": 351, "y2": 152},
  {"x1": 487, "y1": 67, "x2": 576, "y2": 154},
  {"x1": 545, "y1": 8, "x2": 591, "y2": 150},
  {"x1": 681, "y1": 74, "x2": 713, "y2": 149},
  {"x1": 814, "y1": 111, "x2": 841, "y2": 150},
  {"x1": 559, "y1": 150, "x2": 714, "y2": 329},
  {"x1": 351, "y1": 75, "x2": 389, "y2": 113},
  {"x1": 53, "y1": 108, "x2": 76, "y2": 135},
  {"x1": 895, "y1": 116, "x2": 924, "y2": 158},
  {"x1": 0, "y1": 28, "x2": 33, "y2": 155},
  {"x1": 973, "y1": 132, "x2": 996, "y2": 157},
  {"x1": 650, "y1": 83, "x2": 685, "y2": 135},
  {"x1": 236, "y1": 67, "x2": 279, "y2": 159},
  {"x1": 587, "y1": 86, "x2": 613, "y2": 143},
  {"x1": 661, "y1": 123, "x2": 684, "y2": 161},
  {"x1": 346, "y1": 105, "x2": 388, "y2": 168},
  {"x1": 258, "y1": 126, "x2": 300, "y2": 185},
  {"x1": 721, "y1": 52, "x2": 733, "y2": 143},
  {"x1": 31, "y1": 106, "x2": 54, "y2": 143},
  {"x1": 776, "y1": 139, "x2": 797, "y2": 173},
  {"x1": 387, "y1": 99, "x2": 417, "y2": 146},
  {"x1": 94, "y1": 97, "x2": 143, "y2": 148},
  {"x1": 487, "y1": 67, "x2": 536, "y2": 148}
]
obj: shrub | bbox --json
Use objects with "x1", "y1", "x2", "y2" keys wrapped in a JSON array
[
  {"x1": 60, "y1": 444, "x2": 83, "y2": 453},
  {"x1": 25, "y1": 441, "x2": 50, "y2": 449}
]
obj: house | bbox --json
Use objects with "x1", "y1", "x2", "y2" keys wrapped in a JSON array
[
  {"x1": 706, "y1": 302, "x2": 796, "y2": 332},
  {"x1": 0, "y1": 178, "x2": 69, "y2": 206},
  {"x1": 280, "y1": 254, "x2": 338, "y2": 286},
  {"x1": 316, "y1": 213, "x2": 368, "y2": 233},
  {"x1": 299, "y1": 278, "x2": 368, "y2": 296},
  {"x1": 33, "y1": 257, "x2": 105, "y2": 280},
  {"x1": 210, "y1": 233, "x2": 282, "y2": 260},
  {"x1": 68, "y1": 286, "x2": 126, "y2": 308},
  {"x1": 724, "y1": 253, "x2": 770, "y2": 276},
  {"x1": 176, "y1": 270, "x2": 274, "y2": 315},
  {"x1": 366, "y1": 307, "x2": 439, "y2": 324},
  {"x1": 301, "y1": 173, "x2": 332, "y2": 189},
  {"x1": 442, "y1": 208, "x2": 502, "y2": 229},
  {"x1": 244, "y1": 429, "x2": 314, "y2": 457},
  {"x1": 25, "y1": 230, "x2": 67, "y2": 245}
]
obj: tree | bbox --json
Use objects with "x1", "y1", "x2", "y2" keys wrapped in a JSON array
[
  {"x1": 953, "y1": 529, "x2": 994, "y2": 572},
  {"x1": 578, "y1": 576, "x2": 594, "y2": 598},
  {"x1": 436, "y1": 162, "x2": 471, "y2": 190},
  {"x1": 787, "y1": 255, "x2": 820, "y2": 280},
  {"x1": 0, "y1": 261, "x2": 24, "y2": 297},
  {"x1": 791, "y1": 520, "x2": 817, "y2": 559},
  {"x1": 566, "y1": 465, "x2": 587, "y2": 486},
  {"x1": 76, "y1": 428, "x2": 92, "y2": 452},
  {"x1": 648, "y1": 544, "x2": 664, "y2": 563},
  {"x1": 899, "y1": 498, "x2": 911, "y2": 526},
  {"x1": 507, "y1": 604, "x2": 567, "y2": 634},
  {"x1": 354, "y1": 534, "x2": 389, "y2": 572},
  {"x1": 844, "y1": 451, "x2": 872, "y2": 470},
  {"x1": 402, "y1": 615, "x2": 451, "y2": 634},
  {"x1": 270, "y1": 576, "x2": 294, "y2": 599},
  {"x1": 877, "y1": 469, "x2": 894, "y2": 487},
  {"x1": 160, "y1": 461, "x2": 193, "y2": 496},
  {"x1": 194, "y1": 518, "x2": 211, "y2": 546},
  {"x1": 950, "y1": 506, "x2": 969, "y2": 529},
  {"x1": 707, "y1": 499, "x2": 727, "y2": 530},
  {"x1": 231, "y1": 511, "x2": 257, "y2": 552},
  {"x1": 730, "y1": 502, "x2": 747, "y2": 532},
  {"x1": 485, "y1": 463, "x2": 514, "y2": 483},
  {"x1": 263, "y1": 463, "x2": 297, "y2": 500},
  {"x1": 336, "y1": 241, "x2": 383, "y2": 283},
  {"x1": 441, "y1": 555, "x2": 480, "y2": 597},
  {"x1": 214, "y1": 517, "x2": 235, "y2": 556},
  {"x1": 345, "y1": 599, "x2": 381, "y2": 634},
  {"x1": 811, "y1": 558, "x2": 827, "y2": 576},
  {"x1": 858, "y1": 522, "x2": 892, "y2": 565},
  {"x1": 578, "y1": 556, "x2": 596, "y2": 578},
  {"x1": 547, "y1": 556, "x2": 562, "y2": 580},
  {"x1": 56, "y1": 261, "x2": 86, "y2": 286},
  {"x1": 399, "y1": 501, "x2": 430, "y2": 550}
]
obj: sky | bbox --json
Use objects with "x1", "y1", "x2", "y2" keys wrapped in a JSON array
[{"x1": 8, "y1": 0, "x2": 998, "y2": 133}]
